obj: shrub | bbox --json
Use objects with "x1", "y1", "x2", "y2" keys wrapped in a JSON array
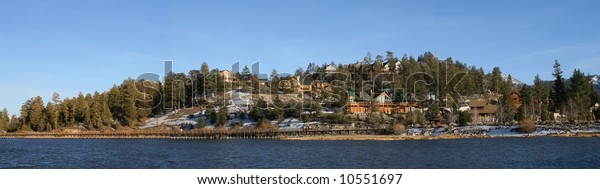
[
  {"x1": 458, "y1": 111, "x2": 472, "y2": 126},
  {"x1": 518, "y1": 118, "x2": 536, "y2": 133},
  {"x1": 197, "y1": 116, "x2": 206, "y2": 129},
  {"x1": 391, "y1": 124, "x2": 406, "y2": 135},
  {"x1": 380, "y1": 123, "x2": 406, "y2": 135},
  {"x1": 257, "y1": 120, "x2": 278, "y2": 130}
]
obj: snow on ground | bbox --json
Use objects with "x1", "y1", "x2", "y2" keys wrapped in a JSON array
[
  {"x1": 277, "y1": 118, "x2": 322, "y2": 130},
  {"x1": 407, "y1": 125, "x2": 576, "y2": 137},
  {"x1": 139, "y1": 111, "x2": 175, "y2": 129},
  {"x1": 139, "y1": 110, "x2": 203, "y2": 129}
]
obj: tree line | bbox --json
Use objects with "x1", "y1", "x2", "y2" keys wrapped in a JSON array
[{"x1": 1, "y1": 52, "x2": 599, "y2": 132}]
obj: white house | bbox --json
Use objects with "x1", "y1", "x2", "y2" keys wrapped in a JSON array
[
  {"x1": 325, "y1": 65, "x2": 338, "y2": 73},
  {"x1": 374, "y1": 92, "x2": 392, "y2": 103}
]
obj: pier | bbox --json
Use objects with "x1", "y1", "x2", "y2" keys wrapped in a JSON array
[{"x1": 0, "y1": 128, "x2": 388, "y2": 140}]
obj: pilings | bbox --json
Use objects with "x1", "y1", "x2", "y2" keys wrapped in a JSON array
[{"x1": 0, "y1": 128, "x2": 385, "y2": 140}]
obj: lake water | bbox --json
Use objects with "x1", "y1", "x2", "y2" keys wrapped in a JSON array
[{"x1": 1, "y1": 137, "x2": 599, "y2": 169}]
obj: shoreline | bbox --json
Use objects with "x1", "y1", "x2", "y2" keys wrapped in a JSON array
[{"x1": 1, "y1": 132, "x2": 599, "y2": 140}]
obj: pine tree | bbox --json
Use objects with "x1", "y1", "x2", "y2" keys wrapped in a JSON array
[
  {"x1": 385, "y1": 51, "x2": 398, "y2": 73},
  {"x1": 0, "y1": 108, "x2": 8, "y2": 131},
  {"x1": 458, "y1": 111, "x2": 472, "y2": 126},
  {"x1": 567, "y1": 69, "x2": 594, "y2": 121},
  {"x1": 270, "y1": 69, "x2": 279, "y2": 93},
  {"x1": 498, "y1": 78, "x2": 516, "y2": 124},
  {"x1": 9, "y1": 115, "x2": 18, "y2": 132},
  {"x1": 90, "y1": 102, "x2": 103, "y2": 130},
  {"x1": 58, "y1": 100, "x2": 70, "y2": 127},
  {"x1": 45, "y1": 102, "x2": 58, "y2": 131},
  {"x1": 101, "y1": 101, "x2": 113, "y2": 128},
  {"x1": 551, "y1": 60, "x2": 567, "y2": 114},
  {"x1": 532, "y1": 74, "x2": 549, "y2": 121},
  {"x1": 217, "y1": 106, "x2": 229, "y2": 128},
  {"x1": 197, "y1": 115, "x2": 206, "y2": 129},
  {"x1": 28, "y1": 96, "x2": 45, "y2": 131},
  {"x1": 121, "y1": 80, "x2": 139, "y2": 127},
  {"x1": 82, "y1": 101, "x2": 91, "y2": 127},
  {"x1": 489, "y1": 67, "x2": 503, "y2": 93},
  {"x1": 207, "y1": 107, "x2": 217, "y2": 124}
]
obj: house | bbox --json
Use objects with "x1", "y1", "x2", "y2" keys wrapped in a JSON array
[
  {"x1": 432, "y1": 114, "x2": 446, "y2": 126},
  {"x1": 347, "y1": 91, "x2": 372, "y2": 113},
  {"x1": 299, "y1": 77, "x2": 313, "y2": 93},
  {"x1": 325, "y1": 65, "x2": 338, "y2": 73},
  {"x1": 468, "y1": 99, "x2": 498, "y2": 124},
  {"x1": 374, "y1": 91, "x2": 392, "y2": 103},
  {"x1": 220, "y1": 70, "x2": 238, "y2": 83},
  {"x1": 374, "y1": 92, "x2": 395, "y2": 114},
  {"x1": 279, "y1": 77, "x2": 300, "y2": 92},
  {"x1": 458, "y1": 102, "x2": 471, "y2": 112},
  {"x1": 383, "y1": 61, "x2": 401, "y2": 72},
  {"x1": 313, "y1": 82, "x2": 333, "y2": 92},
  {"x1": 553, "y1": 113, "x2": 566, "y2": 121},
  {"x1": 347, "y1": 91, "x2": 419, "y2": 114},
  {"x1": 397, "y1": 102, "x2": 419, "y2": 113},
  {"x1": 510, "y1": 92, "x2": 522, "y2": 108}
]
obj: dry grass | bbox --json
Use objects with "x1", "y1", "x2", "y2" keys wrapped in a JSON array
[
  {"x1": 391, "y1": 124, "x2": 406, "y2": 135},
  {"x1": 518, "y1": 118, "x2": 536, "y2": 133},
  {"x1": 283, "y1": 134, "x2": 495, "y2": 141}
]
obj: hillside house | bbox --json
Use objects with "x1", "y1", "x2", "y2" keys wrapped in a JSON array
[
  {"x1": 347, "y1": 91, "x2": 372, "y2": 113},
  {"x1": 510, "y1": 92, "x2": 522, "y2": 108},
  {"x1": 469, "y1": 99, "x2": 498, "y2": 124},
  {"x1": 220, "y1": 70, "x2": 238, "y2": 83},
  {"x1": 374, "y1": 92, "x2": 395, "y2": 114},
  {"x1": 347, "y1": 91, "x2": 418, "y2": 114},
  {"x1": 325, "y1": 65, "x2": 338, "y2": 73}
]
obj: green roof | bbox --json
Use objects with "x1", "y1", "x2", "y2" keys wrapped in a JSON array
[
  {"x1": 347, "y1": 91, "x2": 372, "y2": 101},
  {"x1": 347, "y1": 92, "x2": 357, "y2": 98},
  {"x1": 360, "y1": 91, "x2": 372, "y2": 101}
]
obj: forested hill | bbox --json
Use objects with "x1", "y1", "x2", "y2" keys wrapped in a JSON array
[{"x1": 0, "y1": 51, "x2": 598, "y2": 132}]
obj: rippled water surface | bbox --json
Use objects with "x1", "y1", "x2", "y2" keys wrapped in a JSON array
[{"x1": 1, "y1": 137, "x2": 599, "y2": 168}]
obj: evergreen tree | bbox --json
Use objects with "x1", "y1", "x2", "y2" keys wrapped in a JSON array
[
  {"x1": 0, "y1": 108, "x2": 8, "y2": 131},
  {"x1": 458, "y1": 111, "x2": 472, "y2": 126},
  {"x1": 551, "y1": 60, "x2": 567, "y2": 114},
  {"x1": 90, "y1": 102, "x2": 103, "y2": 130},
  {"x1": 197, "y1": 114, "x2": 206, "y2": 129},
  {"x1": 489, "y1": 67, "x2": 503, "y2": 93},
  {"x1": 531, "y1": 74, "x2": 550, "y2": 122},
  {"x1": 101, "y1": 101, "x2": 113, "y2": 127},
  {"x1": 567, "y1": 69, "x2": 594, "y2": 121},
  {"x1": 207, "y1": 107, "x2": 217, "y2": 124},
  {"x1": 249, "y1": 97, "x2": 268, "y2": 122},
  {"x1": 80, "y1": 100, "x2": 91, "y2": 127},
  {"x1": 385, "y1": 51, "x2": 398, "y2": 73},
  {"x1": 28, "y1": 96, "x2": 46, "y2": 131},
  {"x1": 270, "y1": 69, "x2": 279, "y2": 93},
  {"x1": 217, "y1": 106, "x2": 229, "y2": 128},
  {"x1": 45, "y1": 102, "x2": 58, "y2": 130},
  {"x1": 498, "y1": 78, "x2": 516, "y2": 124},
  {"x1": 58, "y1": 100, "x2": 70, "y2": 127}
]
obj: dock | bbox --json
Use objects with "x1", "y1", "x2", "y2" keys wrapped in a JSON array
[{"x1": 0, "y1": 128, "x2": 388, "y2": 139}]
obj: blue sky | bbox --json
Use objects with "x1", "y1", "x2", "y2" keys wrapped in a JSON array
[{"x1": 1, "y1": 0, "x2": 600, "y2": 115}]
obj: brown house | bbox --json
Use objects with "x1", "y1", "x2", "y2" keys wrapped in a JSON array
[
  {"x1": 347, "y1": 91, "x2": 418, "y2": 114},
  {"x1": 432, "y1": 114, "x2": 446, "y2": 126},
  {"x1": 510, "y1": 92, "x2": 522, "y2": 108},
  {"x1": 468, "y1": 99, "x2": 498, "y2": 124},
  {"x1": 347, "y1": 91, "x2": 372, "y2": 113}
]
